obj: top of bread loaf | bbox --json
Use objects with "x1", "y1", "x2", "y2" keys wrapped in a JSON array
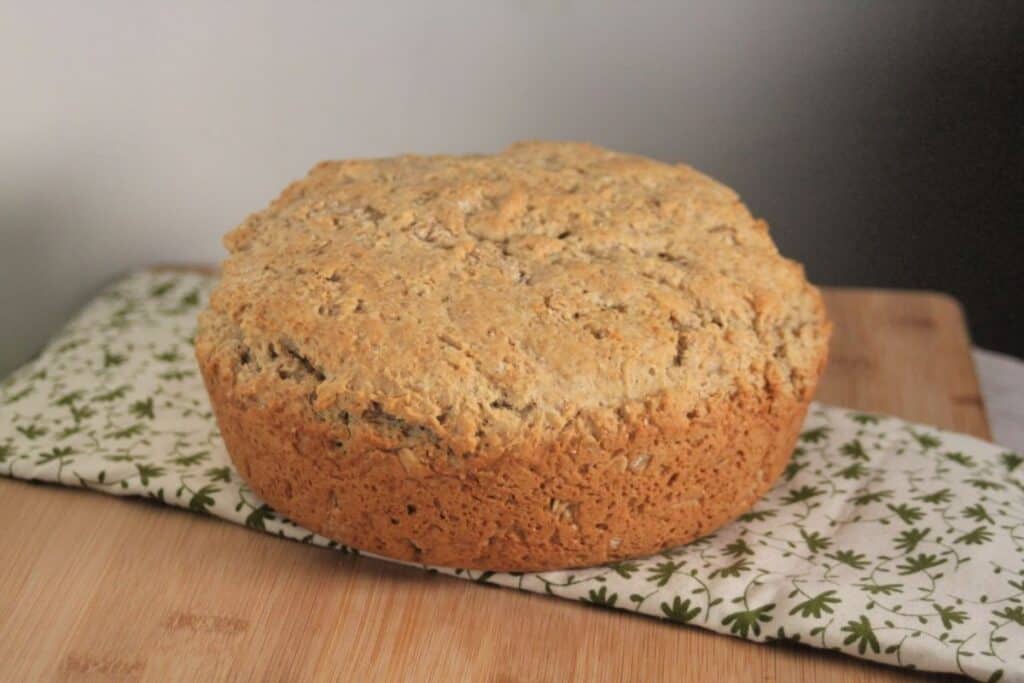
[{"x1": 198, "y1": 141, "x2": 829, "y2": 456}]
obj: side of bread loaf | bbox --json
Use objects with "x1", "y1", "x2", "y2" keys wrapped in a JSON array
[{"x1": 198, "y1": 346, "x2": 815, "y2": 569}]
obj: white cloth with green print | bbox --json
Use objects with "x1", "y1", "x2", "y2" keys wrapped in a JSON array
[{"x1": 1, "y1": 271, "x2": 1022, "y2": 683}]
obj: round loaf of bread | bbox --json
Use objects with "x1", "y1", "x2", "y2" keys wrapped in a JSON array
[{"x1": 196, "y1": 141, "x2": 830, "y2": 571}]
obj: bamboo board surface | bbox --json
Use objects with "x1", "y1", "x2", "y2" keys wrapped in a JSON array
[{"x1": 0, "y1": 285, "x2": 990, "y2": 681}]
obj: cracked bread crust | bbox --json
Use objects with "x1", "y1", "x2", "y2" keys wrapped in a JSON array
[{"x1": 195, "y1": 141, "x2": 830, "y2": 570}]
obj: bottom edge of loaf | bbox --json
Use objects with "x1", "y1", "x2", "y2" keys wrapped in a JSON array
[{"x1": 200, "y1": 354, "x2": 811, "y2": 571}]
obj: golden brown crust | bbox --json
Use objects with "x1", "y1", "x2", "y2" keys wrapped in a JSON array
[
  {"x1": 201, "y1": 349, "x2": 814, "y2": 570},
  {"x1": 195, "y1": 141, "x2": 830, "y2": 570}
]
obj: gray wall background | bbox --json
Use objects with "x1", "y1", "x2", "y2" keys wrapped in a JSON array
[{"x1": 2, "y1": 1, "x2": 1021, "y2": 375}]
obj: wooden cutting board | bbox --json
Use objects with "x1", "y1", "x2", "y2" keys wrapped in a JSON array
[{"x1": 0, "y1": 286, "x2": 990, "y2": 682}]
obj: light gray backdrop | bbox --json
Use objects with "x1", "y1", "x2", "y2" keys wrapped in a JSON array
[{"x1": 2, "y1": 1, "x2": 1021, "y2": 374}]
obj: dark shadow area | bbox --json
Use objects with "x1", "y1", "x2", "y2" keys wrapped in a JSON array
[{"x1": 723, "y1": 4, "x2": 1024, "y2": 355}]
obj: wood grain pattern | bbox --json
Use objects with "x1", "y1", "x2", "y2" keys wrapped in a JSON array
[{"x1": 0, "y1": 287, "x2": 990, "y2": 682}]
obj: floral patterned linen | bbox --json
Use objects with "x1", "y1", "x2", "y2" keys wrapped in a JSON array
[{"x1": 1, "y1": 271, "x2": 1022, "y2": 682}]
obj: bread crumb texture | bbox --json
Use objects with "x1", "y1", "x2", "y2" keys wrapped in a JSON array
[{"x1": 196, "y1": 141, "x2": 830, "y2": 570}]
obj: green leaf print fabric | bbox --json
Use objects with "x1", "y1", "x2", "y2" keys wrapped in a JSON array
[{"x1": 2, "y1": 271, "x2": 1022, "y2": 682}]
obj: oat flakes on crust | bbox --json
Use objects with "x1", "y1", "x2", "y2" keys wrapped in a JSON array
[{"x1": 196, "y1": 141, "x2": 830, "y2": 570}]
